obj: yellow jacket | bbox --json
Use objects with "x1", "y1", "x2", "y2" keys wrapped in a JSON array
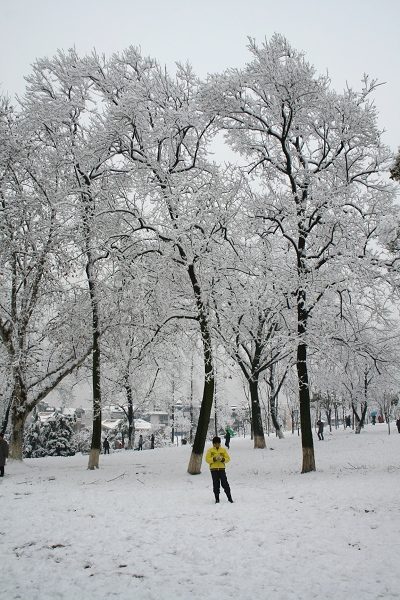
[{"x1": 205, "y1": 445, "x2": 230, "y2": 470}]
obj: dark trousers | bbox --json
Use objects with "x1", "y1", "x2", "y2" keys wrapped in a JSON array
[
  {"x1": 318, "y1": 432, "x2": 324, "y2": 440},
  {"x1": 0, "y1": 466, "x2": 4, "y2": 477},
  {"x1": 104, "y1": 448, "x2": 109, "y2": 454},
  {"x1": 211, "y1": 469, "x2": 231, "y2": 497}
]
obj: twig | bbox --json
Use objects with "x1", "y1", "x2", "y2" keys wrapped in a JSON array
[{"x1": 106, "y1": 472, "x2": 127, "y2": 482}]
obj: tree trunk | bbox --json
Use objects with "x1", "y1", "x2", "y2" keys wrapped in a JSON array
[
  {"x1": 353, "y1": 401, "x2": 367, "y2": 434},
  {"x1": 88, "y1": 327, "x2": 101, "y2": 469},
  {"x1": 297, "y1": 339, "x2": 316, "y2": 473},
  {"x1": 187, "y1": 364, "x2": 214, "y2": 474},
  {"x1": 88, "y1": 446, "x2": 101, "y2": 469},
  {"x1": 270, "y1": 403, "x2": 284, "y2": 439},
  {"x1": 9, "y1": 409, "x2": 26, "y2": 460},
  {"x1": 249, "y1": 378, "x2": 266, "y2": 449},
  {"x1": 187, "y1": 451, "x2": 203, "y2": 475},
  {"x1": 9, "y1": 375, "x2": 28, "y2": 460},
  {"x1": 125, "y1": 383, "x2": 134, "y2": 449},
  {"x1": 187, "y1": 264, "x2": 215, "y2": 475},
  {"x1": 268, "y1": 364, "x2": 284, "y2": 439},
  {"x1": 87, "y1": 268, "x2": 102, "y2": 470},
  {"x1": 1, "y1": 392, "x2": 14, "y2": 435},
  {"x1": 326, "y1": 408, "x2": 332, "y2": 432}
]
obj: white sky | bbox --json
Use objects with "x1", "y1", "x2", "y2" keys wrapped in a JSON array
[{"x1": 1, "y1": 0, "x2": 399, "y2": 150}]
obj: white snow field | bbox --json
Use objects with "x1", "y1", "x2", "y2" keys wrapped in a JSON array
[{"x1": 1, "y1": 424, "x2": 399, "y2": 600}]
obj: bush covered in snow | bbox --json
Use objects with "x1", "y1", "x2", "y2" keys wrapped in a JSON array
[{"x1": 24, "y1": 412, "x2": 76, "y2": 457}]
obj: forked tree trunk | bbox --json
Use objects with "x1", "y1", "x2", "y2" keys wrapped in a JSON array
[{"x1": 353, "y1": 401, "x2": 368, "y2": 434}]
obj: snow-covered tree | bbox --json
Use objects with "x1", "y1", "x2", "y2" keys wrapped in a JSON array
[
  {"x1": 24, "y1": 412, "x2": 75, "y2": 457},
  {"x1": 43, "y1": 412, "x2": 76, "y2": 456},
  {"x1": 20, "y1": 51, "x2": 128, "y2": 469},
  {"x1": 0, "y1": 95, "x2": 92, "y2": 459},
  {"x1": 84, "y1": 50, "x2": 244, "y2": 474},
  {"x1": 206, "y1": 34, "x2": 396, "y2": 472},
  {"x1": 23, "y1": 418, "x2": 47, "y2": 458}
]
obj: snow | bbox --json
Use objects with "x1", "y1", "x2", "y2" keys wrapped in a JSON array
[{"x1": 1, "y1": 424, "x2": 399, "y2": 600}]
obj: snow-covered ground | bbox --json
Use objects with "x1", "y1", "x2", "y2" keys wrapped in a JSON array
[{"x1": 1, "y1": 424, "x2": 399, "y2": 600}]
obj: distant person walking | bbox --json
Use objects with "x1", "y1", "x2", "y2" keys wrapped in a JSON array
[
  {"x1": 317, "y1": 420, "x2": 324, "y2": 441},
  {"x1": 396, "y1": 418, "x2": 400, "y2": 434},
  {"x1": 150, "y1": 434, "x2": 155, "y2": 449},
  {"x1": 224, "y1": 429, "x2": 231, "y2": 449},
  {"x1": 205, "y1": 436, "x2": 233, "y2": 504},
  {"x1": 0, "y1": 433, "x2": 9, "y2": 477},
  {"x1": 103, "y1": 438, "x2": 110, "y2": 454},
  {"x1": 138, "y1": 434, "x2": 143, "y2": 450},
  {"x1": 345, "y1": 415, "x2": 351, "y2": 429}
]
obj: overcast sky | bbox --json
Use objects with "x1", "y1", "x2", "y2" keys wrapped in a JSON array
[{"x1": 0, "y1": 0, "x2": 399, "y2": 150}]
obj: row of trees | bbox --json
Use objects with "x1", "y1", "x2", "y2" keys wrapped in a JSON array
[{"x1": 1, "y1": 35, "x2": 399, "y2": 473}]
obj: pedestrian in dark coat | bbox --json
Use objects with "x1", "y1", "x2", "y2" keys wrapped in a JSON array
[
  {"x1": 396, "y1": 418, "x2": 400, "y2": 434},
  {"x1": 224, "y1": 429, "x2": 231, "y2": 449},
  {"x1": 0, "y1": 433, "x2": 9, "y2": 477},
  {"x1": 317, "y1": 420, "x2": 324, "y2": 441},
  {"x1": 103, "y1": 438, "x2": 110, "y2": 454},
  {"x1": 150, "y1": 434, "x2": 155, "y2": 449},
  {"x1": 138, "y1": 434, "x2": 143, "y2": 450}
]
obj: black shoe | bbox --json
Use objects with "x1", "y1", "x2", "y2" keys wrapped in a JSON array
[
  {"x1": 215, "y1": 495, "x2": 220, "y2": 503},
  {"x1": 227, "y1": 494, "x2": 233, "y2": 503}
]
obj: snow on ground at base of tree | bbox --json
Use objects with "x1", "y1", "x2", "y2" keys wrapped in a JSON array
[{"x1": 1, "y1": 424, "x2": 399, "y2": 600}]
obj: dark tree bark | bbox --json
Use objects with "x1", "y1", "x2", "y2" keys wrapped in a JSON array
[
  {"x1": 187, "y1": 265, "x2": 215, "y2": 474},
  {"x1": 77, "y1": 174, "x2": 104, "y2": 471},
  {"x1": 249, "y1": 377, "x2": 266, "y2": 449},
  {"x1": 268, "y1": 363, "x2": 285, "y2": 439},
  {"x1": 9, "y1": 377, "x2": 27, "y2": 460},
  {"x1": 87, "y1": 291, "x2": 102, "y2": 469},
  {"x1": 125, "y1": 383, "x2": 134, "y2": 449},
  {"x1": 1, "y1": 392, "x2": 14, "y2": 437},
  {"x1": 297, "y1": 331, "x2": 316, "y2": 472},
  {"x1": 352, "y1": 401, "x2": 368, "y2": 434}
]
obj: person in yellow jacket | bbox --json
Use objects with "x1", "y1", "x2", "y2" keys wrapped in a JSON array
[{"x1": 205, "y1": 436, "x2": 233, "y2": 504}]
